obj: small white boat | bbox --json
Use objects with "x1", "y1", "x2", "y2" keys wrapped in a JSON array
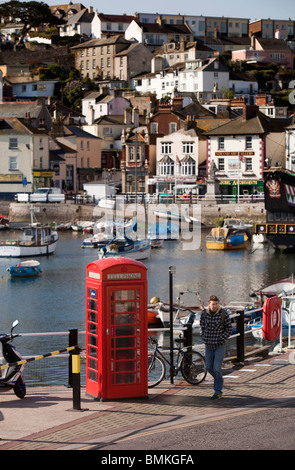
[
  {"x1": 222, "y1": 219, "x2": 253, "y2": 230},
  {"x1": 98, "y1": 236, "x2": 151, "y2": 261},
  {"x1": 71, "y1": 221, "x2": 94, "y2": 232},
  {"x1": 150, "y1": 239, "x2": 164, "y2": 248},
  {"x1": 252, "y1": 277, "x2": 295, "y2": 298},
  {"x1": 7, "y1": 259, "x2": 42, "y2": 277},
  {"x1": 0, "y1": 224, "x2": 58, "y2": 257}
]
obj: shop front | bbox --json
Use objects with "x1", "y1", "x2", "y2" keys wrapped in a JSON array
[
  {"x1": 219, "y1": 178, "x2": 264, "y2": 199},
  {"x1": 33, "y1": 170, "x2": 54, "y2": 191}
]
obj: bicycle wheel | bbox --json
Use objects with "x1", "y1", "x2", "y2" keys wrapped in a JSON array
[
  {"x1": 148, "y1": 354, "x2": 166, "y2": 388},
  {"x1": 181, "y1": 350, "x2": 207, "y2": 385}
]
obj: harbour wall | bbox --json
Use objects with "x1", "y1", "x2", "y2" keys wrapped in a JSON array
[{"x1": 2, "y1": 201, "x2": 267, "y2": 227}]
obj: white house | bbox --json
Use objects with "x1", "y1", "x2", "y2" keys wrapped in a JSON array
[
  {"x1": 10, "y1": 79, "x2": 58, "y2": 100},
  {"x1": 132, "y1": 58, "x2": 229, "y2": 102},
  {"x1": 155, "y1": 126, "x2": 206, "y2": 194},
  {"x1": 81, "y1": 92, "x2": 130, "y2": 124},
  {"x1": 59, "y1": 8, "x2": 94, "y2": 37},
  {"x1": 91, "y1": 12, "x2": 135, "y2": 39},
  {"x1": 204, "y1": 106, "x2": 287, "y2": 196},
  {"x1": 0, "y1": 118, "x2": 50, "y2": 199}
]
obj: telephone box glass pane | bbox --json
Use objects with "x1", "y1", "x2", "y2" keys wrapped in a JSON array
[{"x1": 109, "y1": 287, "x2": 144, "y2": 386}]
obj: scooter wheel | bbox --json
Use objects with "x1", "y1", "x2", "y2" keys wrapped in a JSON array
[{"x1": 13, "y1": 376, "x2": 26, "y2": 399}]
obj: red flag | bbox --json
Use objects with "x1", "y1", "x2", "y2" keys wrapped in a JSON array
[{"x1": 176, "y1": 155, "x2": 181, "y2": 166}]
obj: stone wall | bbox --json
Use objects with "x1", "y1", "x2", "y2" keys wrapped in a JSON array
[{"x1": 4, "y1": 201, "x2": 267, "y2": 226}]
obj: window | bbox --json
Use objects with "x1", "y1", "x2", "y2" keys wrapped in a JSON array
[
  {"x1": 103, "y1": 127, "x2": 112, "y2": 135},
  {"x1": 9, "y1": 156, "x2": 18, "y2": 170},
  {"x1": 161, "y1": 142, "x2": 172, "y2": 154},
  {"x1": 169, "y1": 123, "x2": 177, "y2": 133},
  {"x1": 183, "y1": 142, "x2": 194, "y2": 154},
  {"x1": 245, "y1": 157, "x2": 252, "y2": 171},
  {"x1": 246, "y1": 136, "x2": 252, "y2": 149},
  {"x1": 151, "y1": 123, "x2": 158, "y2": 133},
  {"x1": 180, "y1": 159, "x2": 196, "y2": 176},
  {"x1": 158, "y1": 159, "x2": 174, "y2": 176},
  {"x1": 9, "y1": 138, "x2": 18, "y2": 149},
  {"x1": 218, "y1": 158, "x2": 225, "y2": 171},
  {"x1": 107, "y1": 57, "x2": 110, "y2": 67},
  {"x1": 218, "y1": 137, "x2": 224, "y2": 149},
  {"x1": 129, "y1": 146, "x2": 134, "y2": 161}
]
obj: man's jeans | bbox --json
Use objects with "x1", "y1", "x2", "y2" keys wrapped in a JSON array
[{"x1": 205, "y1": 345, "x2": 225, "y2": 395}]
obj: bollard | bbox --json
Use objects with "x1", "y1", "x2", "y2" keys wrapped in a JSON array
[
  {"x1": 236, "y1": 309, "x2": 245, "y2": 363},
  {"x1": 71, "y1": 345, "x2": 81, "y2": 411},
  {"x1": 68, "y1": 328, "x2": 78, "y2": 387},
  {"x1": 184, "y1": 323, "x2": 193, "y2": 349}
]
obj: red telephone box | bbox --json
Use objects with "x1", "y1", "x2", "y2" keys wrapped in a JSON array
[
  {"x1": 262, "y1": 296, "x2": 282, "y2": 341},
  {"x1": 85, "y1": 257, "x2": 148, "y2": 400}
]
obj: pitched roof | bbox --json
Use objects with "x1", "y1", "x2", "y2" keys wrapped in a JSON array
[
  {"x1": 66, "y1": 8, "x2": 94, "y2": 24},
  {"x1": 71, "y1": 34, "x2": 131, "y2": 49},
  {"x1": 204, "y1": 110, "x2": 287, "y2": 136},
  {"x1": 256, "y1": 37, "x2": 293, "y2": 51},
  {"x1": 0, "y1": 101, "x2": 46, "y2": 119},
  {"x1": 98, "y1": 13, "x2": 135, "y2": 24}
]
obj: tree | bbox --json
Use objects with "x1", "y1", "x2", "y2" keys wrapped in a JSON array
[{"x1": 0, "y1": 1, "x2": 65, "y2": 44}]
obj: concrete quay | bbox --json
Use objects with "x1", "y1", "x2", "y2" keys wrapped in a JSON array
[
  {"x1": 4, "y1": 200, "x2": 266, "y2": 226},
  {"x1": 1, "y1": 348, "x2": 295, "y2": 451}
]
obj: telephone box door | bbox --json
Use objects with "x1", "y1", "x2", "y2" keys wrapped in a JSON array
[{"x1": 105, "y1": 284, "x2": 147, "y2": 398}]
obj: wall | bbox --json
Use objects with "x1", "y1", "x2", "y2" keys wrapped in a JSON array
[{"x1": 6, "y1": 201, "x2": 266, "y2": 226}]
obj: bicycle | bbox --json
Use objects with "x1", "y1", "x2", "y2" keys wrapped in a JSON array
[{"x1": 147, "y1": 336, "x2": 207, "y2": 388}]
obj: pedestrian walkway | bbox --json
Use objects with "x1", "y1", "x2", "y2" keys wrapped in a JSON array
[{"x1": 1, "y1": 350, "x2": 295, "y2": 450}]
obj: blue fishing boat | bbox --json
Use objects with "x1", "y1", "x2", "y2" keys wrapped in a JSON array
[{"x1": 7, "y1": 260, "x2": 42, "y2": 278}]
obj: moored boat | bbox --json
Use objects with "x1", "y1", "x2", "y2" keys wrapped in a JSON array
[
  {"x1": 251, "y1": 276, "x2": 295, "y2": 298},
  {"x1": 7, "y1": 259, "x2": 42, "y2": 277},
  {"x1": 0, "y1": 215, "x2": 9, "y2": 229},
  {"x1": 98, "y1": 236, "x2": 151, "y2": 261},
  {"x1": 0, "y1": 224, "x2": 58, "y2": 258},
  {"x1": 206, "y1": 226, "x2": 250, "y2": 250}
]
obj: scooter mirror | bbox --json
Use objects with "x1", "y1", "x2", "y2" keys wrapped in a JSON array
[{"x1": 12, "y1": 320, "x2": 19, "y2": 329}]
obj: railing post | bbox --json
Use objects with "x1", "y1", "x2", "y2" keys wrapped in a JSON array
[
  {"x1": 68, "y1": 328, "x2": 78, "y2": 387},
  {"x1": 236, "y1": 310, "x2": 245, "y2": 363}
]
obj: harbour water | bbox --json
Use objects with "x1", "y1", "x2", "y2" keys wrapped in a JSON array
[{"x1": 0, "y1": 226, "x2": 294, "y2": 386}]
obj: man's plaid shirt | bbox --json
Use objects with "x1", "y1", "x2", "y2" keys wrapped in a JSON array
[{"x1": 200, "y1": 307, "x2": 232, "y2": 348}]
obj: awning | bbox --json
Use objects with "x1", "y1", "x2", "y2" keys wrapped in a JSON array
[{"x1": 175, "y1": 183, "x2": 201, "y2": 189}]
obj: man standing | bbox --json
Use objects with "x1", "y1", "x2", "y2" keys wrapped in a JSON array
[{"x1": 200, "y1": 295, "x2": 232, "y2": 399}]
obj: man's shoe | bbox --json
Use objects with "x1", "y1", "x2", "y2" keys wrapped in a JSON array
[{"x1": 211, "y1": 393, "x2": 222, "y2": 399}]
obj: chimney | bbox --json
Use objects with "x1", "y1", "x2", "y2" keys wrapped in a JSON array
[
  {"x1": 124, "y1": 108, "x2": 132, "y2": 125},
  {"x1": 88, "y1": 105, "x2": 94, "y2": 125},
  {"x1": 172, "y1": 96, "x2": 183, "y2": 112},
  {"x1": 132, "y1": 107, "x2": 139, "y2": 127},
  {"x1": 255, "y1": 93, "x2": 268, "y2": 106},
  {"x1": 250, "y1": 34, "x2": 256, "y2": 50},
  {"x1": 242, "y1": 105, "x2": 259, "y2": 120}
]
